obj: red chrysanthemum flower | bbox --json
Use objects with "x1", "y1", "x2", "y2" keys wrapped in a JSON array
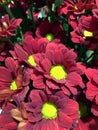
[
  {"x1": 58, "y1": 0, "x2": 97, "y2": 29},
  {"x1": 11, "y1": 35, "x2": 48, "y2": 67},
  {"x1": 0, "y1": 57, "x2": 23, "y2": 101},
  {"x1": 25, "y1": 90, "x2": 79, "y2": 130},
  {"x1": 58, "y1": 0, "x2": 97, "y2": 17},
  {"x1": 85, "y1": 68, "x2": 98, "y2": 105},
  {"x1": 71, "y1": 11, "x2": 98, "y2": 49},
  {"x1": 8, "y1": 86, "x2": 33, "y2": 130},
  {"x1": 0, "y1": 85, "x2": 29, "y2": 129},
  {"x1": 31, "y1": 43, "x2": 84, "y2": 95},
  {"x1": 0, "y1": 14, "x2": 22, "y2": 39},
  {"x1": 35, "y1": 20, "x2": 67, "y2": 43}
]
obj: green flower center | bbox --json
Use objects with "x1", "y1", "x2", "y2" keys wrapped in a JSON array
[
  {"x1": 45, "y1": 33, "x2": 54, "y2": 41},
  {"x1": 78, "y1": 101, "x2": 91, "y2": 118},
  {"x1": 83, "y1": 30, "x2": 93, "y2": 39},
  {"x1": 10, "y1": 81, "x2": 17, "y2": 91},
  {"x1": 41, "y1": 102, "x2": 58, "y2": 119},
  {"x1": 27, "y1": 55, "x2": 36, "y2": 67},
  {"x1": 50, "y1": 65, "x2": 67, "y2": 80}
]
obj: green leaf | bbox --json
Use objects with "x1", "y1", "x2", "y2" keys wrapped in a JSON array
[{"x1": 54, "y1": 0, "x2": 64, "y2": 7}]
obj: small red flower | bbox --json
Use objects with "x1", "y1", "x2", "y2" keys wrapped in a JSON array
[
  {"x1": 35, "y1": 20, "x2": 67, "y2": 43},
  {"x1": 0, "y1": 57, "x2": 23, "y2": 101},
  {"x1": 71, "y1": 12, "x2": 98, "y2": 49},
  {"x1": 0, "y1": 14, "x2": 22, "y2": 39},
  {"x1": 25, "y1": 90, "x2": 79, "y2": 130},
  {"x1": 58, "y1": 0, "x2": 97, "y2": 16},
  {"x1": 12, "y1": 35, "x2": 48, "y2": 67},
  {"x1": 58, "y1": 0, "x2": 97, "y2": 29}
]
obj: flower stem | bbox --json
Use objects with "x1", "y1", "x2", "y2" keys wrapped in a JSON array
[
  {"x1": 28, "y1": 5, "x2": 36, "y2": 31},
  {"x1": 4, "y1": 5, "x2": 14, "y2": 18}
]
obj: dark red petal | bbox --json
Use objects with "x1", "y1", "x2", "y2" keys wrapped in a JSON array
[
  {"x1": 14, "y1": 44, "x2": 28, "y2": 61},
  {"x1": 22, "y1": 36, "x2": 35, "y2": 55},
  {"x1": 85, "y1": 68, "x2": 98, "y2": 80},
  {"x1": 46, "y1": 79, "x2": 60, "y2": 89},
  {"x1": 32, "y1": 75, "x2": 46, "y2": 89},
  {"x1": 30, "y1": 90, "x2": 47, "y2": 104},
  {"x1": 40, "y1": 119, "x2": 59, "y2": 130},
  {"x1": 28, "y1": 113, "x2": 42, "y2": 123},
  {"x1": 91, "y1": 104, "x2": 98, "y2": 116},
  {"x1": 0, "y1": 67, "x2": 12, "y2": 82},
  {"x1": 95, "y1": 94, "x2": 98, "y2": 105},
  {"x1": 5, "y1": 57, "x2": 16, "y2": 72},
  {"x1": 15, "y1": 18, "x2": 22, "y2": 26},
  {"x1": 93, "y1": 74, "x2": 98, "y2": 84},
  {"x1": 65, "y1": 72, "x2": 84, "y2": 88},
  {"x1": 58, "y1": 111, "x2": 73, "y2": 129},
  {"x1": 62, "y1": 99, "x2": 79, "y2": 119},
  {"x1": 0, "y1": 114, "x2": 17, "y2": 129},
  {"x1": 86, "y1": 82, "x2": 98, "y2": 101},
  {"x1": 41, "y1": 58, "x2": 52, "y2": 72}
]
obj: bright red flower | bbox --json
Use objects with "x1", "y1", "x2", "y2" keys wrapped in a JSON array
[
  {"x1": 85, "y1": 68, "x2": 98, "y2": 105},
  {"x1": 71, "y1": 12, "x2": 98, "y2": 49},
  {"x1": 12, "y1": 35, "x2": 48, "y2": 67},
  {"x1": 0, "y1": 57, "x2": 23, "y2": 101},
  {"x1": 31, "y1": 43, "x2": 84, "y2": 94},
  {"x1": 35, "y1": 20, "x2": 67, "y2": 43},
  {"x1": 0, "y1": 14, "x2": 22, "y2": 39},
  {"x1": 58, "y1": 0, "x2": 97, "y2": 16},
  {"x1": 25, "y1": 90, "x2": 79, "y2": 130},
  {"x1": 58, "y1": 0, "x2": 97, "y2": 29}
]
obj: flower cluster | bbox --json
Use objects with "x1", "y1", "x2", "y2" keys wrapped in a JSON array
[{"x1": 0, "y1": 0, "x2": 98, "y2": 130}]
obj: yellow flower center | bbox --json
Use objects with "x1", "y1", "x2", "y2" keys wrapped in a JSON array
[
  {"x1": 74, "y1": 5, "x2": 78, "y2": 10},
  {"x1": 10, "y1": 81, "x2": 17, "y2": 91},
  {"x1": 27, "y1": 55, "x2": 36, "y2": 67},
  {"x1": 41, "y1": 102, "x2": 58, "y2": 119},
  {"x1": 45, "y1": 33, "x2": 54, "y2": 41},
  {"x1": 50, "y1": 65, "x2": 67, "y2": 80},
  {"x1": 83, "y1": 30, "x2": 93, "y2": 39}
]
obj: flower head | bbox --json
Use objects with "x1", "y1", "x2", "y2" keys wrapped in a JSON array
[
  {"x1": 0, "y1": 57, "x2": 23, "y2": 101},
  {"x1": 13, "y1": 35, "x2": 48, "y2": 67},
  {"x1": 35, "y1": 20, "x2": 67, "y2": 43},
  {"x1": 25, "y1": 90, "x2": 79, "y2": 130},
  {"x1": 31, "y1": 43, "x2": 84, "y2": 95},
  {"x1": 58, "y1": 0, "x2": 97, "y2": 17},
  {"x1": 0, "y1": 14, "x2": 22, "y2": 40},
  {"x1": 71, "y1": 12, "x2": 98, "y2": 49}
]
